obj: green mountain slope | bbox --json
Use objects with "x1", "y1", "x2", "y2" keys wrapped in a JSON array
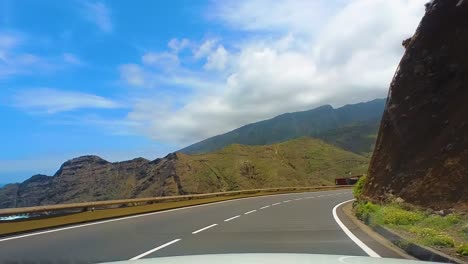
[
  {"x1": 179, "y1": 98, "x2": 386, "y2": 155},
  {"x1": 175, "y1": 137, "x2": 369, "y2": 194}
]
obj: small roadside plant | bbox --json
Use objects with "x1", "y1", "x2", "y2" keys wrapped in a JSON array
[
  {"x1": 355, "y1": 201, "x2": 379, "y2": 224},
  {"x1": 353, "y1": 175, "x2": 367, "y2": 198},
  {"x1": 456, "y1": 243, "x2": 468, "y2": 256}
]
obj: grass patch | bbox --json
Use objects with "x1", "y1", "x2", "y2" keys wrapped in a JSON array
[
  {"x1": 408, "y1": 227, "x2": 455, "y2": 247},
  {"x1": 421, "y1": 214, "x2": 461, "y2": 229},
  {"x1": 462, "y1": 224, "x2": 468, "y2": 240},
  {"x1": 375, "y1": 206, "x2": 425, "y2": 226},
  {"x1": 354, "y1": 201, "x2": 467, "y2": 249}
]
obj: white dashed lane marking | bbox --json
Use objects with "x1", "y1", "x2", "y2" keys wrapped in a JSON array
[
  {"x1": 244, "y1": 210, "x2": 257, "y2": 215},
  {"x1": 260, "y1": 205, "x2": 270, "y2": 209},
  {"x1": 224, "y1": 215, "x2": 241, "y2": 222},
  {"x1": 192, "y1": 224, "x2": 218, "y2": 234},
  {"x1": 130, "y1": 239, "x2": 182, "y2": 260}
]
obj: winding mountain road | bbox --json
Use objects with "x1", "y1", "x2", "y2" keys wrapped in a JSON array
[{"x1": 0, "y1": 189, "x2": 402, "y2": 263}]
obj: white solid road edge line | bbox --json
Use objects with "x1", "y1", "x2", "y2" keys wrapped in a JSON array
[
  {"x1": 192, "y1": 224, "x2": 218, "y2": 234},
  {"x1": 129, "y1": 238, "x2": 181, "y2": 260},
  {"x1": 332, "y1": 199, "x2": 381, "y2": 258},
  {"x1": 224, "y1": 215, "x2": 241, "y2": 222},
  {"x1": 244, "y1": 210, "x2": 257, "y2": 215}
]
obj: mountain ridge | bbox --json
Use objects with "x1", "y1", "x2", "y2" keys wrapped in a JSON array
[{"x1": 179, "y1": 98, "x2": 386, "y2": 155}]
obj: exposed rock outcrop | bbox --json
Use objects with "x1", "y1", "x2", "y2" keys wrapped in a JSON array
[
  {"x1": 0, "y1": 154, "x2": 182, "y2": 208},
  {"x1": 363, "y1": 0, "x2": 468, "y2": 211}
]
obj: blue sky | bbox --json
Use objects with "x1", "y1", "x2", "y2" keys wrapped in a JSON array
[{"x1": 0, "y1": 0, "x2": 425, "y2": 183}]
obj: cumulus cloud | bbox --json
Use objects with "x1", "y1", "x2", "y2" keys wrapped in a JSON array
[
  {"x1": 13, "y1": 88, "x2": 121, "y2": 114},
  {"x1": 120, "y1": 0, "x2": 426, "y2": 144},
  {"x1": 83, "y1": 1, "x2": 113, "y2": 33}
]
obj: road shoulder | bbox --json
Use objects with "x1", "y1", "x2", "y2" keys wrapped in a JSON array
[{"x1": 337, "y1": 201, "x2": 415, "y2": 259}]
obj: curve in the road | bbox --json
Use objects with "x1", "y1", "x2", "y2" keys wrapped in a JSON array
[{"x1": 0, "y1": 190, "x2": 391, "y2": 263}]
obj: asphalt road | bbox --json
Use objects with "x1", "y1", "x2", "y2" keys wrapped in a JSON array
[{"x1": 0, "y1": 190, "x2": 400, "y2": 263}]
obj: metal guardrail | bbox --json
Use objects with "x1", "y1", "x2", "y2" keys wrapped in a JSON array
[{"x1": 0, "y1": 185, "x2": 351, "y2": 217}]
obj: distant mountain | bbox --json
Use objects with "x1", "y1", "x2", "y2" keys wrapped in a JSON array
[
  {"x1": 179, "y1": 99, "x2": 386, "y2": 156},
  {"x1": 0, "y1": 138, "x2": 369, "y2": 209}
]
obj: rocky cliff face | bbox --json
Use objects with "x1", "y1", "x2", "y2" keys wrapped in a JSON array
[
  {"x1": 363, "y1": 0, "x2": 468, "y2": 210},
  {"x1": 0, "y1": 154, "x2": 184, "y2": 208}
]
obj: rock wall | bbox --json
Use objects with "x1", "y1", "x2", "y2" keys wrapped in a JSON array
[
  {"x1": 363, "y1": 0, "x2": 468, "y2": 210},
  {"x1": 0, "y1": 155, "x2": 183, "y2": 208}
]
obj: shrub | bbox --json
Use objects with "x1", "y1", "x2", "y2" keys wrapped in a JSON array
[
  {"x1": 353, "y1": 175, "x2": 367, "y2": 198},
  {"x1": 376, "y1": 206, "x2": 424, "y2": 226},
  {"x1": 456, "y1": 243, "x2": 468, "y2": 256},
  {"x1": 409, "y1": 227, "x2": 455, "y2": 248},
  {"x1": 355, "y1": 201, "x2": 380, "y2": 223}
]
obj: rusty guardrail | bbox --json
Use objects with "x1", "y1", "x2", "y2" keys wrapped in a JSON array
[{"x1": 0, "y1": 185, "x2": 352, "y2": 217}]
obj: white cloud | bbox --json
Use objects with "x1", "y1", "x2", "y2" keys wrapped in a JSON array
[
  {"x1": 119, "y1": 64, "x2": 147, "y2": 87},
  {"x1": 142, "y1": 52, "x2": 179, "y2": 68},
  {"x1": 83, "y1": 1, "x2": 113, "y2": 33},
  {"x1": 13, "y1": 88, "x2": 121, "y2": 114},
  {"x1": 193, "y1": 39, "x2": 218, "y2": 59},
  {"x1": 0, "y1": 32, "x2": 70, "y2": 78},
  {"x1": 63, "y1": 53, "x2": 83, "y2": 65},
  {"x1": 0, "y1": 34, "x2": 20, "y2": 50},
  {"x1": 204, "y1": 45, "x2": 228, "y2": 71},
  {"x1": 210, "y1": 0, "x2": 337, "y2": 35},
  {"x1": 168, "y1": 38, "x2": 190, "y2": 52},
  {"x1": 0, "y1": 52, "x2": 49, "y2": 78},
  {"x1": 120, "y1": 0, "x2": 426, "y2": 144},
  {"x1": 0, "y1": 33, "x2": 31, "y2": 77}
]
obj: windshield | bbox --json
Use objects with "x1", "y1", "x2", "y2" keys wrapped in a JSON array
[{"x1": 0, "y1": 0, "x2": 467, "y2": 263}]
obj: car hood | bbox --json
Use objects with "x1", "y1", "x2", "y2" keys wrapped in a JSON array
[{"x1": 107, "y1": 253, "x2": 436, "y2": 264}]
